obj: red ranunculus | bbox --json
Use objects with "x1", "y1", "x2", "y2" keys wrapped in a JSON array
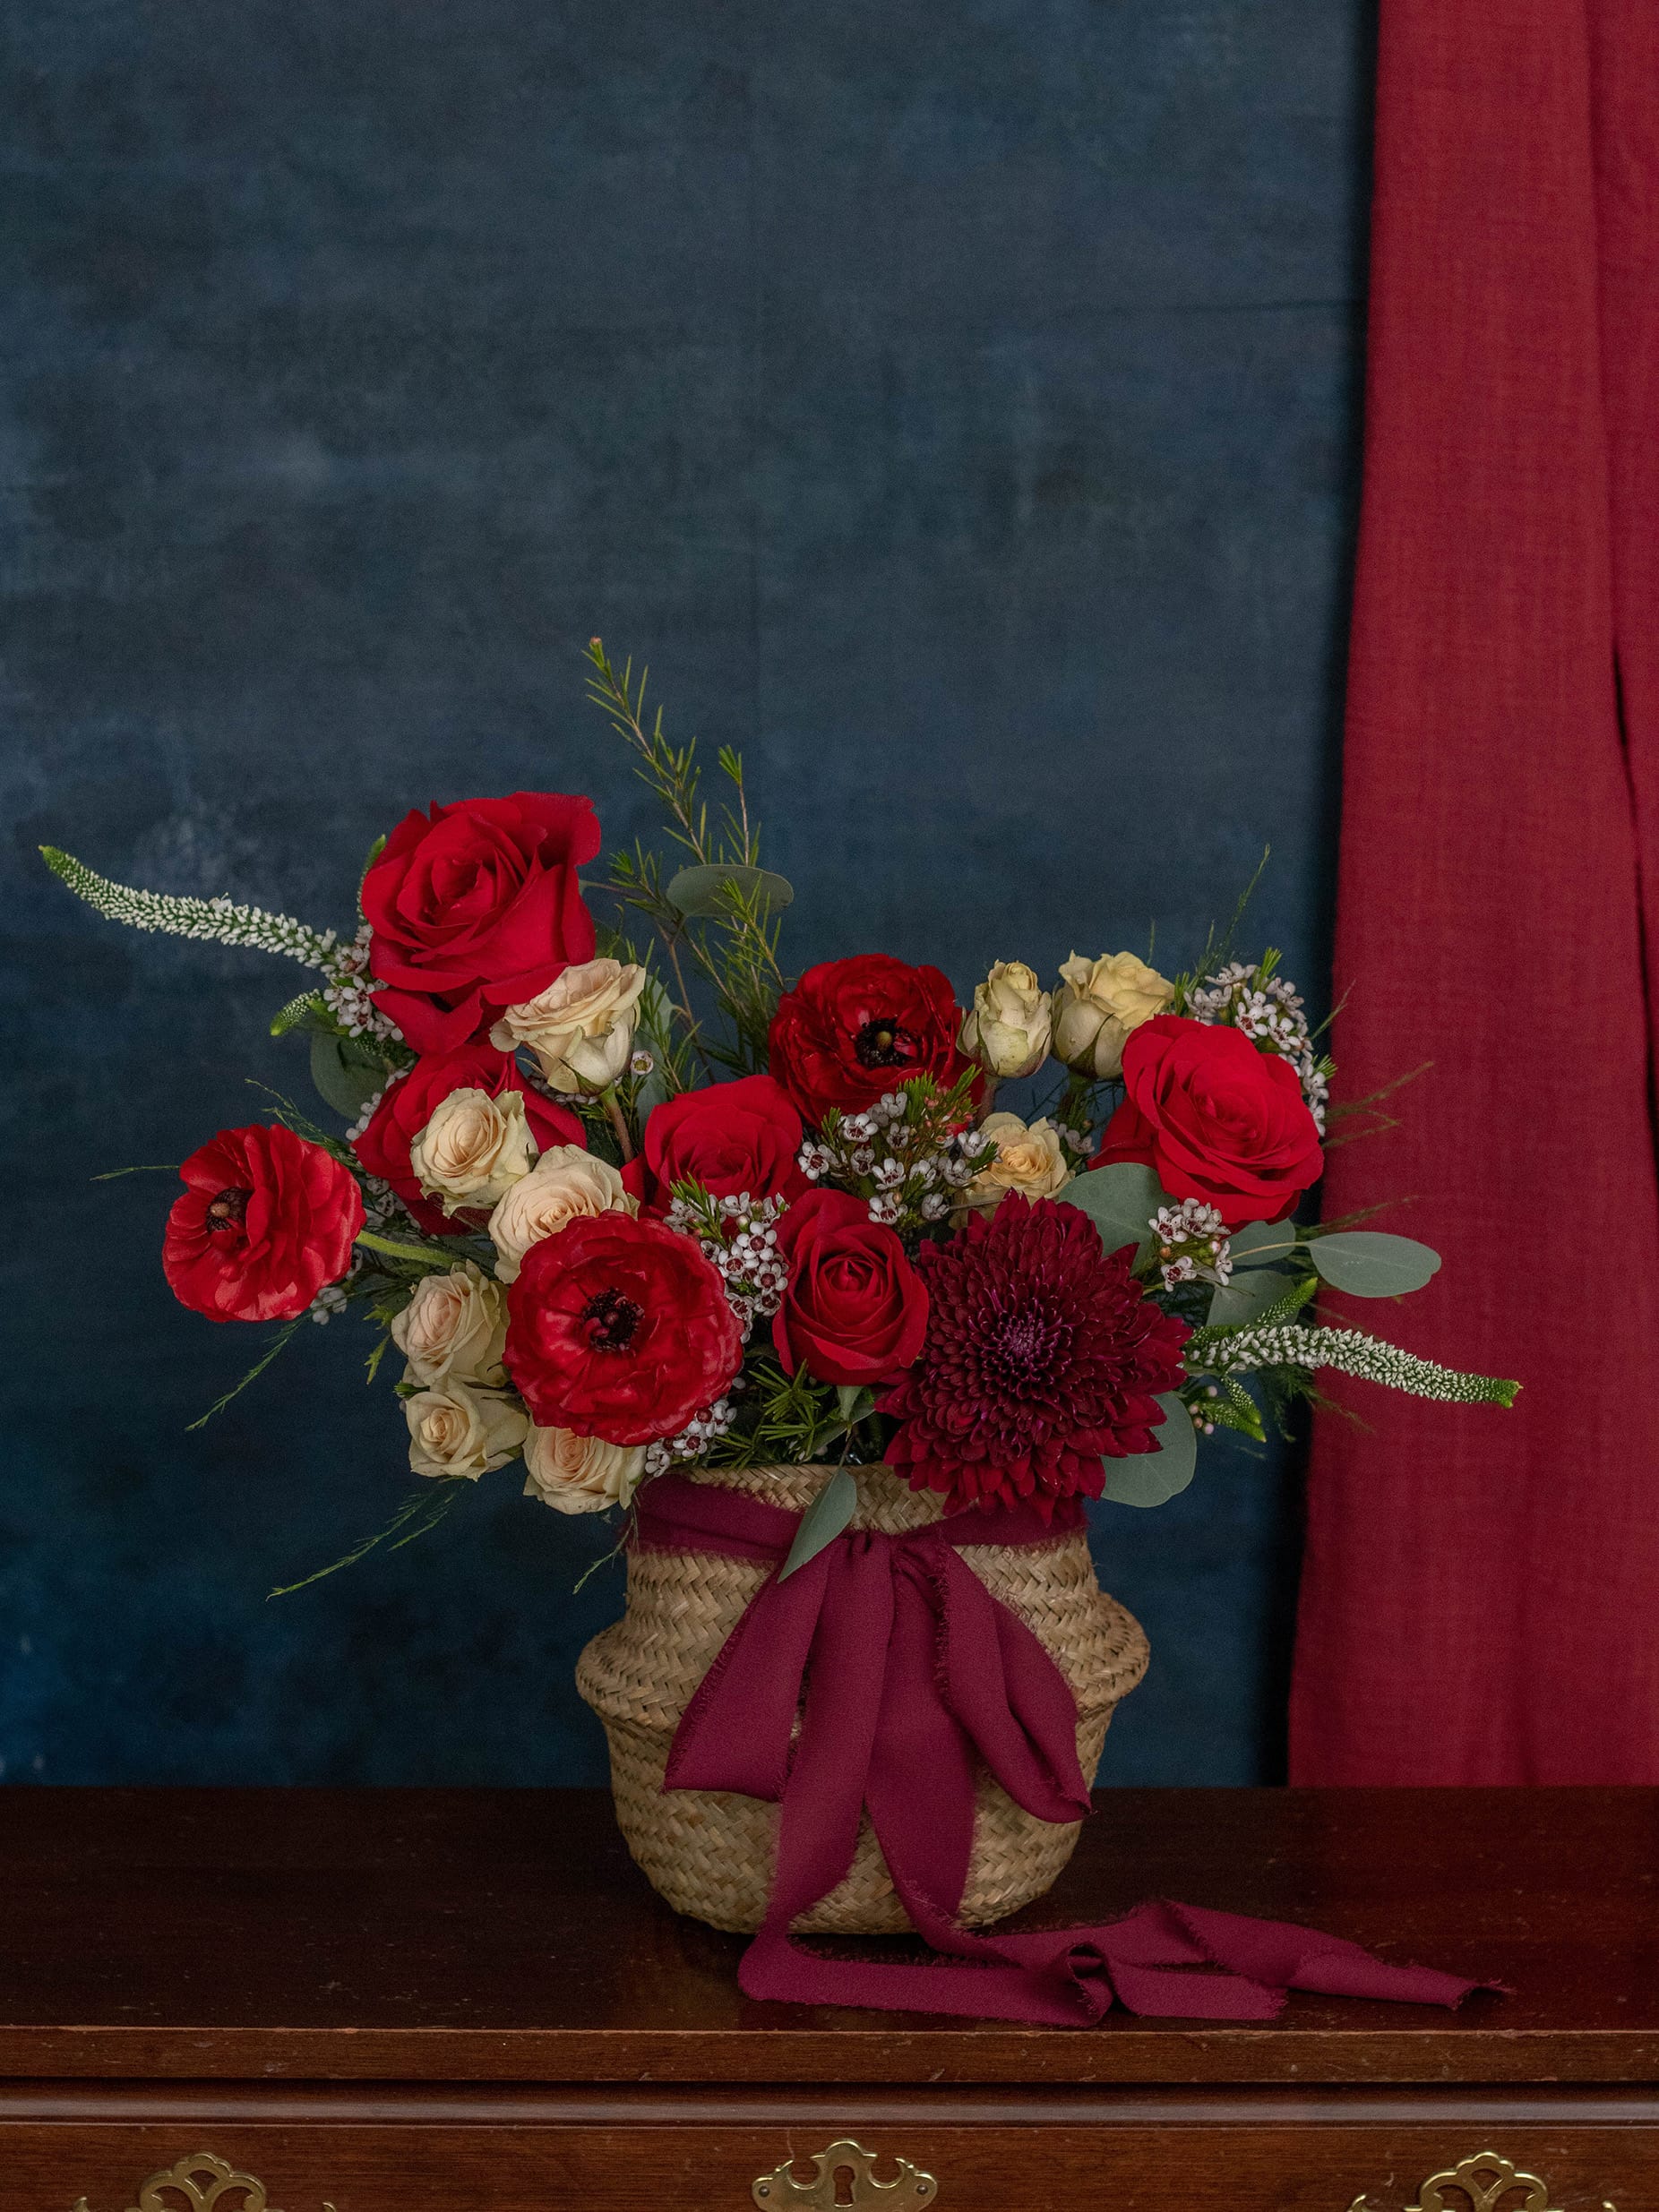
[
  {"x1": 881, "y1": 1196, "x2": 1190, "y2": 1517},
  {"x1": 163, "y1": 1123, "x2": 365, "y2": 1324},
  {"x1": 767, "y1": 954, "x2": 977, "y2": 1127},
  {"x1": 353, "y1": 1043, "x2": 584, "y2": 1234},
  {"x1": 363, "y1": 792, "x2": 602, "y2": 1053},
  {"x1": 622, "y1": 1073, "x2": 807, "y2": 1215},
  {"x1": 1094, "y1": 1014, "x2": 1324, "y2": 1230},
  {"x1": 504, "y1": 1212, "x2": 744, "y2": 1446},
  {"x1": 772, "y1": 1187, "x2": 928, "y2": 1388}
]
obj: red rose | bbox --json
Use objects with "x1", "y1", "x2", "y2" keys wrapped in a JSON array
[
  {"x1": 353, "y1": 1043, "x2": 584, "y2": 1234},
  {"x1": 163, "y1": 1123, "x2": 365, "y2": 1324},
  {"x1": 1095, "y1": 1015, "x2": 1324, "y2": 1230},
  {"x1": 768, "y1": 954, "x2": 977, "y2": 1127},
  {"x1": 772, "y1": 1187, "x2": 929, "y2": 1388},
  {"x1": 622, "y1": 1073, "x2": 807, "y2": 1215},
  {"x1": 504, "y1": 1212, "x2": 744, "y2": 1446},
  {"x1": 363, "y1": 792, "x2": 602, "y2": 1053}
]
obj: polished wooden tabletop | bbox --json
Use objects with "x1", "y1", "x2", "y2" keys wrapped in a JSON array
[{"x1": 0, "y1": 1786, "x2": 1650, "y2": 2086}]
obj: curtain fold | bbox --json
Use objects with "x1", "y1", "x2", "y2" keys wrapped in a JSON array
[{"x1": 1290, "y1": 0, "x2": 1659, "y2": 1783}]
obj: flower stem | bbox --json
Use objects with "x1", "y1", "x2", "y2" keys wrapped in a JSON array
[
  {"x1": 357, "y1": 1229, "x2": 456, "y2": 1267},
  {"x1": 601, "y1": 1087, "x2": 636, "y2": 1162}
]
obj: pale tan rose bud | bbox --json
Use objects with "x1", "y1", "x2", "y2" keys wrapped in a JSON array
[
  {"x1": 487, "y1": 1145, "x2": 638, "y2": 1285},
  {"x1": 1052, "y1": 951, "x2": 1174, "y2": 1080},
  {"x1": 404, "y1": 1381, "x2": 529, "y2": 1480},
  {"x1": 958, "y1": 960, "x2": 1053, "y2": 1080},
  {"x1": 522, "y1": 1424, "x2": 647, "y2": 1515},
  {"x1": 391, "y1": 1261, "x2": 508, "y2": 1388},
  {"x1": 965, "y1": 1111, "x2": 1074, "y2": 1213},
  {"x1": 408, "y1": 1087, "x2": 537, "y2": 1214},
  {"x1": 489, "y1": 958, "x2": 649, "y2": 1095}
]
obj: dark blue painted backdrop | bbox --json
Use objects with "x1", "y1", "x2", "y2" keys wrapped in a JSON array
[{"x1": 3, "y1": 0, "x2": 1370, "y2": 1786}]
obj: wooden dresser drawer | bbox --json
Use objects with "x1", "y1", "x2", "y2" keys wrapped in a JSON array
[
  {"x1": 5, "y1": 1791, "x2": 1659, "y2": 2212},
  {"x1": 10, "y1": 2089, "x2": 1659, "y2": 2212}
]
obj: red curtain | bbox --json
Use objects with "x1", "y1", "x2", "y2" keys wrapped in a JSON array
[{"x1": 1290, "y1": 0, "x2": 1659, "y2": 1783}]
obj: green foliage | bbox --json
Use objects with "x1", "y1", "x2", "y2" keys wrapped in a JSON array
[
  {"x1": 1167, "y1": 847, "x2": 1270, "y2": 1010},
  {"x1": 1100, "y1": 1391, "x2": 1197, "y2": 1506},
  {"x1": 707, "y1": 1355, "x2": 849, "y2": 1468},
  {"x1": 186, "y1": 1319, "x2": 305, "y2": 1433},
  {"x1": 666, "y1": 862, "x2": 794, "y2": 917},
  {"x1": 309, "y1": 1032, "x2": 390, "y2": 1119},
  {"x1": 584, "y1": 638, "x2": 789, "y2": 1076},
  {"x1": 1054, "y1": 1160, "x2": 1167, "y2": 1265},
  {"x1": 1307, "y1": 1230, "x2": 1440, "y2": 1297},
  {"x1": 1227, "y1": 1219, "x2": 1302, "y2": 1268},
  {"x1": 1205, "y1": 1266, "x2": 1300, "y2": 1328},
  {"x1": 778, "y1": 1466, "x2": 859, "y2": 1579},
  {"x1": 268, "y1": 1480, "x2": 467, "y2": 1599}
]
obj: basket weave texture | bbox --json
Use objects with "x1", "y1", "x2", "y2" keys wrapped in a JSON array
[{"x1": 576, "y1": 1461, "x2": 1148, "y2": 1936}]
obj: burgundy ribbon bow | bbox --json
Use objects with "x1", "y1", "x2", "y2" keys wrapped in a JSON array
[{"x1": 638, "y1": 1473, "x2": 1493, "y2": 2024}]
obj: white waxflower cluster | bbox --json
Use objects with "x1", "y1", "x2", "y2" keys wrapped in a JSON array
[
  {"x1": 319, "y1": 922, "x2": 402, "y2": 1042},
  {"x1": 305, "y1": 1280, "x2": 352, "y2": 1325},
  {"x1": 1199, "y1": 1322, "x2": 1517, "y2": 1405},
  {"x1": 344, "y1": 1061, "x2": 414, "y2": 1147},
  {"x1": 643, "y1": 1395, "x2": 737, "y2": 1477},
  {"x1": 1151, "y1": 1198, "x2": 1234, "y2": 1291},
  {"x1": 1187, "y1": 962, "x2": 1330, "y2": 1132},
  {"x1": 664, "y1": 1190, "x2": 790, "y2": 1331},
  {"x1": 798, "y1": 1093, "x2": 994, "y2": 1230}
]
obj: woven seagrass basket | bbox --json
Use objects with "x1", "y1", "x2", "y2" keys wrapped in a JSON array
[{"x1": 575, "y1": 1461, "x2": 1148, "y2": 1936}]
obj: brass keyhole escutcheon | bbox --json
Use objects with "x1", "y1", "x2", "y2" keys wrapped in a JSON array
[
  {"x1": 752, "y1": 2139, "x2": 937, "y2": 2209},
  {"x1": 1346, "y1": 2149, "x2": 1612, "y2": 2212},
  {"x1": 68, "y1": 2148, "x2": 336, "y2": 2212}
]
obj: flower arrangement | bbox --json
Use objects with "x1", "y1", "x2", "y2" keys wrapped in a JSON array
[{"x1": 43, "y1": 640, "x2": 1517, "y2": 1591}]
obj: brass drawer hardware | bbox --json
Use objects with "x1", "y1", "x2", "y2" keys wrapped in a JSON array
[
  {"x1": 1347, "y1": 2149, "x2": 1612, "y2": 2212},
  {"x1": 752, "y1": 2138, "x2": 937, "y2": 2208},
  {"x1": 70, "y1": 2149, "x2": 336, "y2": 2212}
]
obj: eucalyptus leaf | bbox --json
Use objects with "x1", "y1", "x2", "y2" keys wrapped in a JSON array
[
  {"x1": 836, "y1": 1384, "x2": 875, "y2": 1426},
  {"x1": 1228, "y1": 1219, "x2": 1302, "y2": 1268},
  {"x1": 634, "y1": 1067, "x2": 670, "y2": 1119},
  {"x1": 1101, "y1": 1393, "x2": 1198, "y2": 1508},
  {"x1": 778, "y1": 1465, "x2": 857, "y2": 1580},
  {"x1": 1206, "y1": 1268, "x2": 1295, "y2": 1328},
  {"x1": 310, "y1": 1033, "x2": 390, "y2": 1119},
  {"x1": 1055, "y1": 1161, "x2": 1167, "y2": 1259},
  {"x1": 666, "y1": 863, "x2": 795, "y2": 918},
  {"x1": 1309, "y1": 1230, "x2": 1441, "y2": 1298}
]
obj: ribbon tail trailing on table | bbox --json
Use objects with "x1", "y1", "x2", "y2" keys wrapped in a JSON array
[{"x1": 637, "y1": 1473, "x2": 1500, "y2": 2026}]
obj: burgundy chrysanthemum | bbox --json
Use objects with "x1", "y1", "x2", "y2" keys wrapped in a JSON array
[{"x1": 880, "y1": 1196, "x2": 1190, "y2": 1517}]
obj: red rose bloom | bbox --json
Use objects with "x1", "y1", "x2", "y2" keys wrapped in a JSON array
[
  {"x1": 363, "y1": 792, "x2": 602, "y2": 1053},
  {"x1": 163, "y1": 1123, "x2": 365, "y2": 1324},
  {"x1": 622, "y1": 1073, "x2": 807, "y2": 1216},
  {"x1": 353, "y1": 1043, "x2": 584, "y2": 1234},
  {"x1": 881, "y1": 1196, "x2": 1189, "y2": 1517},
  {"x1": 772, "y1": 1187, "x2": 929, "y2": 1388},
  {"x1": 1094, "y1": 1015, "x2": 1324, "y2": 1230},
  {"x1": 768, "y1": 954, "x2": 977, "y2": 1127},
  {"x1": 504, "y1": 1213, "x2": 744, "y2": 1446}
]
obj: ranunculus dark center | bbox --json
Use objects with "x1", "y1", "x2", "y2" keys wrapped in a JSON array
[
  {"x1": 580, "y1": 1286, "x2": 644, "y2": 1352},
  {"x1": 206, "y1": 1186, "x2": 252, "y2": 1230},
  {"x1": 853, "y1": 1016, "x2": 916, "y2": 1068}
]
